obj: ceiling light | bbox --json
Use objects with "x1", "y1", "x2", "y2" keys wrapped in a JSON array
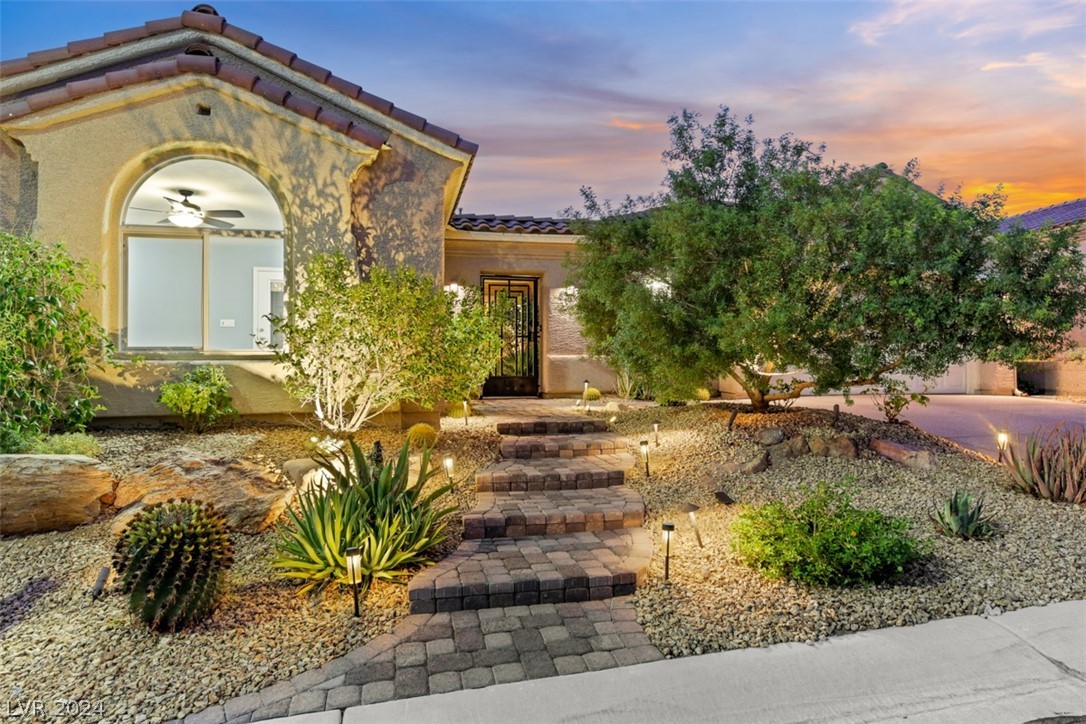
[{"x1": 167, "y1": 209, "x2": 204, "y2": 227}]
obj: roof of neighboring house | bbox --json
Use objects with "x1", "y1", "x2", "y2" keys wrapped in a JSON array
[
  {"x1": 450, "y1": 214, "x2": 574, "y2": 235},
  {"x1": 0, "y1": 5, "x2": 478, "y2": 155},
  {"x1": 999, "y1": 198, "x2": 1086, "y2": 232}
]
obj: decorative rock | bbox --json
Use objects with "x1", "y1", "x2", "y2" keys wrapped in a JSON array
[
  {"x1": 871, "y1": 439, "x2": 937, "y2": 470},
  {"x1": 753, "y1": 428, "x2": 785, "y2": 446},
  {"x1": 112, "y1": 449, "x2": 294, "y2": 533},
  {"x1": 0, "y1": 455, "x2": 113, "y2": 535},
  {"x1": 808, "y1": 436, "x2": 859, "y2": 459},
  {"x1": 768, "y1": 436, "x2": 809, "y2": 465},
  {"x1": 718, "y1": 450, "x2": 769, "y2": 475},
  {"x1": 282, "y1": 458, "x2": 324, "y2": 492}
]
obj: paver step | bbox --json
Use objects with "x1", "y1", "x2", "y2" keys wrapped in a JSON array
[
  {"x1": 496, "y1": 418, "x2": 611, "y2": 436},
  {"x1": 408, "y1": 528, "x2": 652, "y2": 613},
  {"x1": 463, "y1": 488, "x2": 645, "y2": 539},
  {"x1": 475, "y1": 454, "x2": 634, "y2": 493},
  {"x1": 500, "y1": 433, "x2": 627, "y2": 460}
]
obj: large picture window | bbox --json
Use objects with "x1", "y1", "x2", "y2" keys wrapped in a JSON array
[{"x1": 122, "y1": 158, "x2": 285, "y2": 352}]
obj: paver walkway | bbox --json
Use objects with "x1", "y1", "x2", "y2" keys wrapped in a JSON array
[{"x1": 184, "y1": 401, "x2": 661, "y2": 724}]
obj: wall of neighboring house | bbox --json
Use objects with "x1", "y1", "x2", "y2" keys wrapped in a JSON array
[
  {"x1": 0, "y1": 78, "x2": 455, "y2": 425},
  {"x1": 444, "y1": 230, "x2": 616, "y2": 397}
]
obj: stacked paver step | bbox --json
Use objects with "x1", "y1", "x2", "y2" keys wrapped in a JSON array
[{"x1": 408, "y1": 417, "x2": 652, "y2": 614}]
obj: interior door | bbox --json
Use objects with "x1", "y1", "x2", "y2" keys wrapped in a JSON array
[
  {"x1": 252, "y1": 266, "x2": 285, "y2": 349},
  {"x1": 481, "y1": 275, "x2": 540, "y2": 397}
]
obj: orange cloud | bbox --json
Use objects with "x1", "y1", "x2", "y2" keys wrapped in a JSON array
[{"x1": 608, "y1": 117, "x2": 668, "y2": 132}]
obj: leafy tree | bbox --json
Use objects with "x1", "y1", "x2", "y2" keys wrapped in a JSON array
[
  {"x1": 567, "y1": 108, "x2": 1086, "y2": 411},
  {"x1": 0, "y1": 232, "x2": 114, "y2": 445},
  {"x1": 270, "y1": 253, "x2": 501, "y2": 434}
]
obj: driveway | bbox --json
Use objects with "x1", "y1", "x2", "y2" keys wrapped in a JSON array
[{"x1": 795, "y1": 394, "x2": 1084, "y2": 459}]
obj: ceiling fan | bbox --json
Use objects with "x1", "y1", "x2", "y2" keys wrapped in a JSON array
[{"x1": 132, "y1": 189, "x2": 245, "y2": 229}]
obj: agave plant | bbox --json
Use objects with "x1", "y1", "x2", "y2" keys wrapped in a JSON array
[
  {"x1": 273, "y1": 439, "x2": 455, "y2": 596},
  {"x1": 929, "y1": 490, "x2": 993, "y2": 540},
  {"x1": 1005, "y1": 425, "x2": 1086, "y2": 505}
]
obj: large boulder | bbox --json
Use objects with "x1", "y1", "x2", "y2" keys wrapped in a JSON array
[
  {"x1": 112, "y1": 449, "x2": 294, "y2": 534},
  {"x1": 718, "y1": 450, "x2": 770, "y2": 475},
  {"x1": 753, "y1": 428, "x2": 786, "y2": 446},
  {"x1": 768, "y1": 436, "x2": 809, "y2": 465},
  {"x1": 871, "y1": 439, "x2": 937, "y2": 471},
  {"x1": 0, "y1": 455, "x2": 113, "y2": 535},
  {"x1": 808, "y1": 436, "x2": 860, "y2": 459}
]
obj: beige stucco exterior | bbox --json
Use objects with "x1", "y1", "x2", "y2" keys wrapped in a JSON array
[{"x1": 444, "y1": 230, "x2": 615, "y2": 397}]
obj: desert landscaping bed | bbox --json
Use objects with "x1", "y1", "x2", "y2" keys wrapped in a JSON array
[
  {"x1": 0, "y1": 421, "x2": 498, "y2": 723},
  {"x1": 608, "y1": 403, "x2": 1085, "y2": 657}
]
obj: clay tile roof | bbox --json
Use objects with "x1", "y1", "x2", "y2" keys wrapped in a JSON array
[
  {"x1": 1, "y1": 53, "x2": 387, "y2": 150},
  {"x1": 999, "y1": 198, "x2": 1086, "y2": 232},
  {"x1": 0, "y1": 4, "x2": 475, "y2": 156},
  {"x1": 450, "y1": 214, "x2": 575, "y2": 235}
]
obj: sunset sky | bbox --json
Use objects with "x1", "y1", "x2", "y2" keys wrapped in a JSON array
[{"x1": 3, "y1": 0, "x2": 1083, "y2": 217}]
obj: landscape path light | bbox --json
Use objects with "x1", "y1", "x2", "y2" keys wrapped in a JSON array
[
  {"x1": 443, "y1": 456, "x2": 454, "y2": 483},
  {"x1": 463, "y1": 400, "x2": 470, "y2": 428},
  {"x1": 683, "y1": 503, "x2": 704, "y2": 548},
  {"x1": 997, "y1": 430, "x2": 1009, "y2": 464},
  {"x1": 345, "y1": 546, "x2": 362, "y2": 617},
  {"x1": 640, "y1": 440, "x2": 650, "y2": 478},
  {"x1": 583, "y1": 379, "x2": 590, "y2": 412},
  {"x1": 653, "y1": 420, "x2": 660, "y2": 447},
  {"x1": 662, "y1": 522, "x2": 675, "y2": 581}
]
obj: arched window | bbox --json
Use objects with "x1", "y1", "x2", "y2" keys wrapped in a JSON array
[{"x1": 122, "y1": 158, "x2": 285, "y2": 352}]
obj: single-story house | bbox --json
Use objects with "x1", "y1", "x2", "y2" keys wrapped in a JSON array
[
  {"x1": 1004, "y1": 198, "x2": 1086, "y2": 396},
  {"x1": 0, "y1": 4, "x2": 611, "y2": 426}
]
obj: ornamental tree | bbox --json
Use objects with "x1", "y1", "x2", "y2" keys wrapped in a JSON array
[
  {"x1": 270, "y1": 254, "x2": 501, "y2": 434},
  {"x1": 567, "y1": 107, "x2": 1086, "y2": 411}
]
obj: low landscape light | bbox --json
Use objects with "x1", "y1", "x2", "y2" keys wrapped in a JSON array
[
  {"x1": 463, "y1": 400, "x2": 470, "y2": 428},
  {"x1": 997, "y1": 430, "x2": 1009, "y2": 464},
  {"x1": 345, "y1": 546, "x2": 362, "y2": 617},
  {"x1": 640, "y1": 440, "x2": 650, "y2": 478},
  {"x1": 443, "y1": 456, "x2": 454, "y2": 482},
  {"x1": 653, "y1": 420, "x2": 660, "y2": 447},
  {"x1": 662, "y1": 522, "x2": 675, "y2": 581},
  {"x1": 583, "y1": 379, "x2": 590, "y2": 411},
  {"x1": 683, "y1": 503, "x2": 704, "y2": 548},
  {"x1": 609, "y1": 415, "x2": 618, "y2": 426}
]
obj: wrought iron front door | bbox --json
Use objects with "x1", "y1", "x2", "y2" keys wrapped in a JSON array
[{"x1": 481, "y1": 275, "x2": 540, "y2": 397}]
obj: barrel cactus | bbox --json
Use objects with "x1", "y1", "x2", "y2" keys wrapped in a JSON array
[
  {"x1": 406, "y1": 423, "x2": 438, "y2": 450},
  {"x1": 113, "y1": 499, "x2": 234, "y2": 632}
]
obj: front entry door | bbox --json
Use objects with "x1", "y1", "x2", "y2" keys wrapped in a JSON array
[{"x1": 482, "y1": 275, "x2": 540, "y2": 397}]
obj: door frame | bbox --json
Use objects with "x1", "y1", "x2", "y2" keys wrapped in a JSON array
[{"x1": 481, "y1": 274, "x2": 542, "y2": 397}]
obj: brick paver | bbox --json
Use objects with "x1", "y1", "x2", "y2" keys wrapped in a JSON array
[
  {"x1": 475, "y1": 454, "x2": 634, "y2": 493},
  {"x1": 500, "y1": 433, "x2": 627, "y2": 459},
  {"x1": 463, "y1": 487, "x2": 645, "y2": 538}
]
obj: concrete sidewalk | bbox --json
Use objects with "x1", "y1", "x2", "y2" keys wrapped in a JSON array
[{"x1": 262, "y1": 600, "x2": 1085, "y2": 724}]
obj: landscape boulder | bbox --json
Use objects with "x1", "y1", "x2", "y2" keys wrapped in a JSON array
[
  {"x1": 871, "y1": 439, "x2": 937, "y2": 471},
  {"x1": 0, "y1": 455, "x2": 113, "y2": 535},
  {"x1": 768, "y1": 436, "x2": 809, "y2": 465},
  {"x1": 808, "y1": 436, "x2": 859, "y2": 459},
  {"x1": 753, "y1": 428, "x2": 786, "y2": 446},
  {"x1": 718, "y1": 450, "x2": 770, "y2": 475},
  {"x1": 112, "y1": 449, "x2": 294, "y2": 534}
]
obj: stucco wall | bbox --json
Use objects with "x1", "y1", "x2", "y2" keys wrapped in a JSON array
[
  {"x1": 2, "y1": 76, "x2": 459, "y2": 422},
  {"x1": 444, "y1": 233, "x2": 616, "y2": 397}
]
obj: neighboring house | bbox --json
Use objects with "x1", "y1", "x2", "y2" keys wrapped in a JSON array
[
  {"x1": 0, "y1": 4, "x2": 610, "y2": 425},
  {"x1": 1002, "y1": 198, "x2": 1086, "y2": 396}
]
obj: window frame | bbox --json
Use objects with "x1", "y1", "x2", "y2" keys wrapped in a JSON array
[{"x1": 120, "y1": 225, "x2": 284, "y2": 359}]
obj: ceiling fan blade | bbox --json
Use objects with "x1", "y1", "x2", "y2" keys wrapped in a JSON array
[
  {"x1": 130, "y1": 206, "x2": 167, "y2": 213},
  {"x1": 156, "y1": 218, "x2": 173, "y2": 225},
  {"x1": 206, "y1": 209, "x2": 245, "y2": 218},
  {"x1": 202, "y1": 218, "x2": 235, "y2": 229}
]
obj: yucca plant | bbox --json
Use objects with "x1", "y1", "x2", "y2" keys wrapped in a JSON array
[
  {"x1": 113, "y1": 499, "x2": 234, "y2": 632},
  {"x1": 273, "y1": 439, "x2": 455, "y2": 596},
  {"x1": 1005, "y1": 425, "x2": 1086, "y2": 505},
  {"x1": 929, "y1": 490, "x2": 993, "y2": 540}
]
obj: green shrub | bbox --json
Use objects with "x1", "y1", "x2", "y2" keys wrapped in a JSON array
[
  {"x1": 406, "y1": 423, "x2": 438, "y2": 450},
  {"x1": 113, "y1": 499, "x2": 234, "y2": 632},
  {"x1": 866, "y1": 379, "x2": 929, "y2": 423},
  {"x1": 25, "y1": 432, "x2": 101, "y2": 457},
  {"x1": 693, "y1": 387, "x2": 712, "y2": 401},
  {"x1": 0, "y1": 232, "x2": 114, "y2": 441},
  {"x1": 273, "y1": 439, "x2": 455, "y2": 596},
  {"x1": 1006, "y1": 425, "x2": 1085, "y2": 505},
  {"x1": 0, "y1": 428, "x2": 33, "y2": 454},
  {"x1": 585, "y1": 387, "x2": 602, "y2": 401},
  {"x1": 158, "y1": 366, "x2": 238, "y2": 433},
  {"x1": 729, "y1": 482, "x2": 924, "y2": 586},
  {"x1": 929, "y1": 490, "x2": 993, "y2": 540}
]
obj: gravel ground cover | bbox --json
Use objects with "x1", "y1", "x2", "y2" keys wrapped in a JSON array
[
  {"x1": 0, "y1": 420, "x2": 497, "y2": 723},
  {"x1": 607, "y1": 402, "x2": 1085, "y2": 658}
]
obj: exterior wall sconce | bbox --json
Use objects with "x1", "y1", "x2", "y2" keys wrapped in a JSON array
[
  {"x1": 443, "y1": 456, "x2": 454, "y2": 483},
  {"x1": 683, "y1": 503, "x2": 703, "y2": 548},
  {"x1": 640, "y1": 440, "x2": 650, "y2": 478},
  {"x1": 345, "y1": 546, "x2": 362, "y2": 617},
  {"x1": 662, "y1": 522, "x2": 675, "y2": 581},
  {"x1": 997, "y1": 431, "x2": 1009, "y2": 463},
  {"x1": 653, "y1": 420, "x2": 660, "y2": 447}
]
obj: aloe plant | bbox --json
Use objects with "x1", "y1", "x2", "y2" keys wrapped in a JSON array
[
  {"x1": 929, "y1": 490, "x2": 993, "y2": 540},
  {"x1": 1005, "y1": 425, "x2": 1086, "y2": 505},
  {"x1": 273, "y1": 439, "x2": 455, "y2": 596}
]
